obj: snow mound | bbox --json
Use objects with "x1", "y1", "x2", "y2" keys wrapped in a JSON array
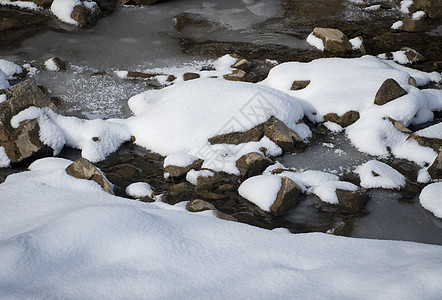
[
  {"x1": 275, "y1": 170, "x2": 339, "y2": 192},
  {"x1": 127, "y1": 78, "x2": 305, "y2": 156},
  {"x1": 238, "y1": 175, "x2": 282, "y2": 212},
  {"x1": 420, "y1": 182, "x2": 442, "y2": 218},
  {"x1": 125, "y1": 182, "x2": 153, "y2": 198},
  {"x1": 0, "y1": 59, "x2": 23, "y2": 79},
  {"x1": 1, "y1": 158, "x2": 442, "y2": 298},
  {"x1": 164, "y1": 152, "x2": 200, "y2": 168},
  {"x1": 356, "y1": 160, "x2": 406, "y2": 189}
]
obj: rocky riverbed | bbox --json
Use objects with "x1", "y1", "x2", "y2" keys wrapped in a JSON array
[{"x1": 1, "y1": 0, "x2": 441, "y2": 245}]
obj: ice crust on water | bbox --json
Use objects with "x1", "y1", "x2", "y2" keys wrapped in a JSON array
[
  {"x1": 420, "y1": 182, "x2": 442, "y2": 218},
  {"x1": 356, "y1": 160, "x2": 406, "y2": 190},
  {"x1": 238, "y1": 175, "x2": 282, "y2": 212},
  {"x1": 1, "y1": 158, "x2": 442, "y2": 298}
]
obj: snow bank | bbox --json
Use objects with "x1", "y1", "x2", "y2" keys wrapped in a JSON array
[
  {"x1": 1, "y1": 158, "x2": 442, "y2": 298},
  {"x1": 0, "y1": 59, "x2": 23, "y2": 79},
  {"x1": 356, "y1": 160, "x2": 406, "y2": 189},
  {"x1": 0, "y1": 69, "x2": 9, "y2": 89},
  {"x1": 125, "y1": 182, "x2": 153, "y2": 198},
  {"x1": 238, "y1": 175, "x2": 282, "y2": 212},
  {"x1": 420, "y1": 182, "x2": 442, "y2": 218},
  {"x1": 127, "y1": 78, "x2": 305, "y2": 156}
]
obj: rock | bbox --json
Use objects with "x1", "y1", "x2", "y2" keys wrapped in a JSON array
[
  {"x1": 196, "y1": 171, "x2": 223, "y2": 191},
  {"x1": 401, "y1": 47, "x2": 424, "y2": 64},
  {"x1": 323, "y1": 111, "x2": 360, "y2": 127},
  {"x1": 312, "y1": 28, "x2": 353, "y2": 53},
  {"x1": 290, "y1": 80, "x2": 310, "y2": 90},
  {"x1": 183, "y1": 72, "x2": 200, "y2": 81},
  {"x1": 399, "y1": 19, "x2": 428, "y2": 33},
  {"x1": 212, "y1": 210, "x2": 236, "y2": 221},
  {"x1": 9, "y1": 119, "x2": 49, "y2": 163},
  {"x1": 186, "y1": 199, "x2": 216, "y2": 212},
  {"x1": 127, "y1": 71, "x2": 158, "y2": 79},
  {"x1": 231, "y1": 58, "x2": 251, "y2": 71},
  {"x1": 65, "y1": 158, "x2": 114, "y2": 194},
  {"x1": 408, "y1": 77, "x2": 417, "y2": 87},
  {"x1": 336, "y1": 189, "x2": 369, "y2": 214},
  {"x1": 269, "y1": 176, "x2": 302, "y2": 216},
  {"x1": 388, "y1": 118, "x2": 412, "y2": 134},
  {"x1": 197, "y1": 191, "x2": 228, "y2": 201},
  {"x1": 407, "y1": 134, "x2": 442, "y2": 152},
  {"x1": 263, "y1": 116, "x2": 306, "y2": 153},
  {"x1": 165, "y1": 159, "x2": 203, "y2": 179},
  {"x1": 71, "y1": 5, "x2": 98, "y2": 28},
  {"x1": 215, "y1": 183, "x2": 235, "y2": 193},
  {"x1": 374, "y1": 78, "x2": 407, "y2": 105},
  {"x1": 414, "y1": 0, "x2": 442, "y2": 19},
  {"x1": 223, "y1": 69, "x2": 246, "y2": 81},
  {"x1": 30, "y1": 0, "x2": 54, "y2": 9},
  {"x1": 170, "y1": 182, "x2": 191, "y2": 195},
  {"x1": 208, "y1": 124, "x2": 264, "y2": 145},
  {"x1": 167, "y1": 75, "x2": 176, "y2": 82},
  {"x1": 236, "y1": 152, "x2": 272, "y2": 178},
  {"x1": 427, "y1": 152, "x2": 442, "y2": 180}
]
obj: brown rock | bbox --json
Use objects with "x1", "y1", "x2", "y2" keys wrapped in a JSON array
[
  {"x1": 290, "y1": 80, "x2": 310, "y2": 91},
  {"x1": 408, "y1": 77, "x2": 417, "y2": 87},
  {"x1": 407, "y1": 134, "x2": 442, "y2": 152},
  {"x1": 71, "y1": 5, "x2": 94, "y2": 28},
  {"x1": 336, "y1": 189, "x2": 369, "y2": 214},
  {"x1": 30, "y1": 0, "x2": 53, "y2": 9},
  {"x1": 400, "y1": 19, "x2": 428, "y2": 33},
  {"x1": 215, "y1": 183, "x2": 235, "y2": 193},
  {"x1": 186, "y1": 199, "x2": 216, "y2": 212},
  {"x1": 165, "y1": 159, "x2": 203, "y2": 179},
  {"x1": 66, "y1": 158, "x2": 114, "y2": 194},
  {"x1": 388, "y1": 118, "x2": 412, "y2": 134},
  {"x1": 236, "y1": 152, "x2": 272, "y2": 178},
  {"x1": 263, "y1": 116, "x2": 306, "y2": 153},
  {"x1": 323, "y1": 111, "x2": 360, "y2": 127},
  {"x1": 183, "y1": 72, "x2": 200, "y2": 81},
  {"x1": 197, "y1": 192, "x2": 228, "y2": 200},
  {"x1": 312, "y1": 28, "x2": 353, "y2": 53},
  {"x1": 196, "y1": 171, "x2": 223, "y2": 191},
  {"x1": 170, "y1": 182, "x2": 191, "y2": 195},
  {"x1": 269, "y1": 176, "x2": 302, "y2": 216},
  {"x1": 427, "y1": 152, "x2": 442, "y2": 180},
  {"x1": 374, "y1": 78, "x2": 407, "y2": 105},
  {"x1": 209, "y1": 124, "x2": 264, "y2": 145},
  {"x1": 401, "y1": 47, "x2": 424, "y2": 64},
  {"x1": 231, "y1": 58, "x2": 251, "y2": 71},
  {"x1": 414, "y1": 0, "x2": 442, "y2": 19},
  {"x1": 127, "y1": 71, "x2": 158, "y2": 79},
  {"x1": 10, "y1": 119, "x2": 48, "y2": 163},
  {"x1": 223, "y1": 69, "x2": 246, "y2": 81}
]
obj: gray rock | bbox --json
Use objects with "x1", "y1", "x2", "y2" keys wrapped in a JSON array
[
  {"x1": 212, "y1": 210, "x2": 236, "y2": 221},
  {"x1": 263, "y1": 116, "x2": 306, "y2": 153},
  {"x1": 66, "y1": 158, "x2": 114, "y2": 194},
  {"x1": 374, "y1": 78, "x2": 407, "y2": 105},
  {"x1": 269, "y1": 176, "x2": 302, "y2": 216},
  {"x1": 236, "y1": 152, "x2": 272, "y2": 178}
]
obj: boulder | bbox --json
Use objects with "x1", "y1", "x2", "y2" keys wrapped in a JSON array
[
  {"x1": 263, "y1": 116, "x2": 306, "y2": 153},
  {"x1": 427, "y1": 152, "x2": 442, "y2": 180},
  {"x1": 388, "y1": 118, "x2": 413, "y2": 134},
  {"x1": 71, "y1": 4, "x2": 99, "y2": 28},
  {"x1": 374, "y1": 78, "x2": 407, "y2": 105},
  {"x1": 196, "y1": 171, "x2": 224, "y2": 191},
  {"x1": 336, "y1": 189, "x2": 369, "y2": 214},
  {"x1": 208, "y1": 124, "x2": 264, "y2": 145},
  {"x1": 165, "y1": 159, "x2": 203, "y2": 179},
  {"x1": 231, "y1": 58, "x2": 251, "y2": 71},
  {"x1": 197, "y1": 191, "x2": 229, "y2": 201},
  {"x1": 414, "y1": 0, "x2": 442, "y2": 19},
  {"x1": 399, "y1": 19, "x2": 428, "y2": 33},
  {"x1": 127, "y1": 71, "x2": 158, "y2": 79},
  {"x1": 66, "y1": 158, "x2": 114, "y2": 194},
  {"x1": 323, "y1": 111, "x2": 360, "y2": 127},
  {"x1": 223, "y1": 69, "x2": 246, "y2": 81},
  {"x1": 169, "y1": 182, "x2": 191, "y2": 195},
  {"x1": 269, "y1": 176, "x2": 302, "y2": 216},
  {"x1": 236, "y1": 152, "x2": 272, "y2": 178},
  {"x1": 290, "y1": 80, "x2": 310, "y2": 91},
  {"x1": 186, "y1": 199, "x2": 216, "y2": 212},
  {"x1": 183, "y1": 72, "x2": 200, "y2": 81},
  {"x1": 312, "y1": 28, "x2": 353, "y2": 53}
]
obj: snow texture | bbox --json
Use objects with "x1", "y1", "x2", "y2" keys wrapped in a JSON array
[
  {"x1": 0, "y1": 94, "x2": 6, "y2": 103},
  {"x1": 125, "y1": 182, "x2": 153, "y2": 198},
  {"x1": 0, "y1": 69, "x2": 10, "y2": 89},
  {"x1": 356, "y1": 160, "x2": 406, "y2": 189},
  {"x1": 44, "y1": 58, "x2": 61, "y2": 71},
  {"x1": 391, "y1": 20, "x2": 403, "y2": 30},
  {"x1": 306, "y1": 32, "x2": 325, "y2": 51},
  {"x1": 420, "y1": 182, "x2": 442, "y2": 218},
  {"x1": 51, "y1": 0, "x2": 81, "y2": 25},
  {"x1": 0, "y1": 146, "x2": 10, "y2": 168},
  {"x1": 164, "y1": 152, "x2": 200, "y2": 168},
  {"x1": 238, "y1": 175, "x2": 282, "y2": 212},
  {"x1": 415, "y1": 123, "x2": 442, "y2": 139},
  {"x1": 0, "y1": 59, "x2": 23, "y2": 79},
  {"x1": 349, "y1": 37, "x2": 363, "y2": 50},
  {"x1": 1, "y1": 158, "x2": 442, "y2": 299},
  {"x1": 412, "y1": 11, "x2": 426, "y2": 20},
  {"x1": 400, "y1": 0, "x2": 413, "y2": 14}
]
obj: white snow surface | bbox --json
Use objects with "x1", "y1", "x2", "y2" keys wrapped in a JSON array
[
  {"x1": 0, "y1": 69, "x2": 10, "y2": 89},
  {"x1": 349, "y1": 37, "x2": 363, "y2": 50},
  {"x1": 125, "y1": 182, "x2": 153, "y2": 198},
  {"x1": 44, "y1": 58, "x2": 61, "y2": 71},
  {"x1": 51, "y1": 0, "x2": 81, "y2": 25},
  {"x1": 127, "y1": 78, "x2": 305, "y2": 156},
  {"x1": 164, "y1": 152, "x2": 200, "y2": 168},
  {"x1": 400, "y1": 0, "x2": 413, "y2": 14},
  {"x1": 412, "y1": 11, "x2": 426, "y2": 20},
  {"x1": 391, "y1": 20, "x2": 403, "y2": 30},
  {"x1": 0, "y1": 94, "x2": 6, "y2": 104},
  {"x1": 356, "y1": 160, "x2": 406, "y2": 189},
  {"x1": 1, "y1": 158, "x2": 442, "y2": 298},
  {"x1": 0, "y1": 146, "x2": 10, "y2": 168},
  {"x1": 415, "y1": 123, "x2": 442, "y2": 140},
  {"x1": 0, "y1": 59, "x2": 23, "y2": 79},
  {"x1": 306, "y1": 32, "x2": 324, "y2": 51},
  {"x1": 420, "y1": 182, "x2": 442, "y2": 218},
  {"x1": 0, "y1": 0, "x2": 40, "y2": 10},
  {"x1": 238, "y1": 175, "x2": 282, "y2": 212}
]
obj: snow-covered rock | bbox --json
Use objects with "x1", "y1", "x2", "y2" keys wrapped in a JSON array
[
  {"x1": 125, "y1": 182, "x2": 153, "y2": 198},
  {"x1": 420, "y1": 182, "x2": 442, "y2": 218},
  {"x1": 0, "y1": 59, "x2": 23, "y2": 79},
  {"x1": 355, "y1": 160, "x2": 406, "y2": 190}
]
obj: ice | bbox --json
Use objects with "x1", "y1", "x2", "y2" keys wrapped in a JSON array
[
  {"x1": 238, "y1": 174, "x2": 282, "y2": 212},
  {"x1": 356, "y1": 160, "x2": 406, "y2": 189},
  {"x1": 420, "y1": 182, "x2": 442, "y2": 218}
]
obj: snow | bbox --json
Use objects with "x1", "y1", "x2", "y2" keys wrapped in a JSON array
[
  {"x1": 420, "y1": 182, "x2": 442, "y2": 218},
  {"x1": 0, "y1": 146, "x2": 10, "y2": 168},
  {"x1": 323, "y1": 121, "x2": 343, "y2": 133},
  {"x1": 1, "y1": 158, "x2": 442, "y2": 298},
  {"x1": 238, "y1": 175, "x2": 282, "y2": 212},
  {"x1": 417, "y1": 168, "x2": 431, "y2": 184},
  {"x1": 0, "y1": 0, "x2": 40, "y2": 10},
  {"x1": 391, "y1": 20, "x2": 403, "y2": 30},
  {"x1": 127, "y1": 78, "x2": 305, "y2": 156},
  {"x1": 186, "y1": 169, "x2": 214, "y2": 186},
  {"x1": 0, "y1": 69, "x2": 10, "y2": 89},
  {"x1": 312, "y1": 181, "x2": 359, "y2": 204},
  {"x1": 415, "y1": 123, "x2": 442, "y2": 140},
  {"x1": 125, "y1": 182, "x2": 153, "y2": 198},
  {"x1": 356, "y1": 160, "x2": 406, "y2": 190},
  {"x1": 412, "y1": 11, "x2": 426, "y2": 20},
  {"x1": 365, "y1": 4, "x2": 380, "y2": 11},
  {"x1": 164, "y1": 152, "x2": 200, "y2": 168},
  {"x1": 400, "y1": 0, "x2": 413, "y2": 14},
  {"x1": 306, "y1": 32, "x2": 324, "y2": 51},
  {"x1": 51, "y1": 0, "x2": 82, "y2": 25},
  {"x1": 349, "y1": 37, "x2": 363, "y2": 50},
  {"x1": 44, "y1": 58, "x2": 61, "y2": 71},
  {"x1": 276, "y1": 170, "x2": 339, "y2": 192},
  {"x1": 0, "y1": 94, "x2": 6, "y2": 103},
  {"x1": 0, "y1": 59, "x2": 23, "y2": 79}
]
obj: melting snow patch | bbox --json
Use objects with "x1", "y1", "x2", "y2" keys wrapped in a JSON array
[
  {"x1": 391, "y1": 21, "x2": 403, "y2": 30},
  {"x1": 306, "y1": 32, "x2": 325, "y2": 51},
  {"x1": 356, "y1": 160, "x2": 406, "y2": 189},
  {"x1": 0, "y1": 146, "x2": 11, "y2": 168}
]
